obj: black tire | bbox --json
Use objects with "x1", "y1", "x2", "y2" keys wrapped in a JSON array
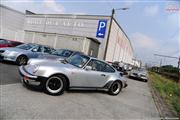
[
  {"x1": 16, "y1": 55, "x2": 28, "y2": 65},
  {"x1": 44, "y1": 75, "x2": 67, "y2": 96},
  {"x1": 144, "y1": 79, "x2": 148, "y2": 82},
  {"x1": 108, "y1": 81, "x2": 122, "y2": 95}
]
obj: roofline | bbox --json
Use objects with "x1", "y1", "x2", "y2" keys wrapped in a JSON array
[
  {"x1": 0, "y1": 4, "x2": 24, "y2": 15},
  {"x1": 25, "y1": 12, "x2": 111, "y2": 18},
  {"x1": 86, "y1": 37, "x2": 101, "y2": 44},
  {"x1": 112, "y1": 18, "x2": 134, "y2": 52}
]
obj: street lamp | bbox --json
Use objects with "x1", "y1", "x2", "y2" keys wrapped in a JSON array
[{"x1": 103, "y1": 8, "x2": 129, "y2": 60}]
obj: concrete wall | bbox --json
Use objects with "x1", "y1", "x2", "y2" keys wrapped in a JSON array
[
  {"x1": 24, "y1": 14, "x2": 111, "y2": 60},
  {"x1": 106, "y1": 19, "x2": 133, "y2": 64},
  {"x1": 0, "y1": 4, "x2": 25, "y2": 42}
]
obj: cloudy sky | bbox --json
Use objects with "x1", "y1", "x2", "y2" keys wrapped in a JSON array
[{"x1": 1, "y1": 0, "x2": 180, "y2": 66}]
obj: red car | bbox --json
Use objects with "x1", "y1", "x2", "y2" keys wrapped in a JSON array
[{"x1": 0, "y1": 39, "x2": 23, "y2": 48}]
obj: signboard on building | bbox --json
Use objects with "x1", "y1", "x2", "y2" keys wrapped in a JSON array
[{"x1": 96, "y1": 20, "x2": 107, "y2": 38}]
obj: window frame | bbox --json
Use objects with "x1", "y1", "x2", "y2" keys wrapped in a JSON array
[{"x1": 85, "y1": 59, "x2": 115, "y2": 73}]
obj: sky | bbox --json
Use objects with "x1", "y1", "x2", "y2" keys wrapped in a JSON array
[{"x1": 1, "y1": 0, "x2": 180, "y2": 66}]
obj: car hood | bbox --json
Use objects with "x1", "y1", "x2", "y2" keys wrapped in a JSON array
[
  {"x1": 25, "y1": 59, "x2": 77, "y2": 75},
  {"x1": 28, "y1": 58, "x2": 58, "y2": 65},
  {"x1": 40, "y1": 61, "x2": 75, "y2": 68},
  {"x1": 38, "y1": 54, "x2": 65, "y2": 60},
  {"x1": 28, "y1": 58, "x2": 76, "y2": 69}
]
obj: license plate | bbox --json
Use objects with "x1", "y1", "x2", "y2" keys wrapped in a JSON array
[{"x1": 23, "y1": 76, "x2": 29, "y2": 82}]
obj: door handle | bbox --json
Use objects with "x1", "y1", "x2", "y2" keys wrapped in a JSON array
[{"x1": 101, "y1": 74, "x2": 106, "y2": 77}]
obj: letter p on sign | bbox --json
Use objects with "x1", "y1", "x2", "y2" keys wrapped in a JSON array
[{"x1": 96, "y1": 20, "x2": 107, "y2": 38}]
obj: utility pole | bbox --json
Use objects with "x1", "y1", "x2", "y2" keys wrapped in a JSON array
[
  {"x1": 103, "y1": 9, "x2": 114, "y2": 60},
  {"x1": 103, "y1": 8, "x2": 129, "y2": 60}
]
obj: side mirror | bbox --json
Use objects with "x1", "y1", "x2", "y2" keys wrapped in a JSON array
[
  {"x1": 119, "y1": 72, "x2": 124, "y2": 76},
  {"x1": 32, "y1": 48, "x2": 38, "y2": 52},
  {"x1": 85, "y1": 66, "x2": 92, "y2": 71}
]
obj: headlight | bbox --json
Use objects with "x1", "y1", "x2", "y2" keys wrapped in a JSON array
[
  {"x1": 32, "y1": 65, "x2": 39, "y2": 73},
  {"x1": 25, "y1": 64, "x2": 39, "y2": 74},
  {"x1": 5, "y1": 51, "x2": 18, "y2": 56}
]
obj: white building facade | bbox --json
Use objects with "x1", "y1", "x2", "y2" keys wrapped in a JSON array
[{"x1": 0, "y1": 4, "x2": 134, "y2": 64}]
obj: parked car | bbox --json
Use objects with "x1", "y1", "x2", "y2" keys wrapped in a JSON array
[
  {"x1": 129, "y1": 68, "x2": 148, "y2": 82},
  {"x1": 0, "y1": 39, "x2": 23, "y2": 48},
  {"x1": 19, "y1": 54, "x2": 127, "y2": 96},
  {"x1": 38, "y1": 49, "x2": 82, "y2": 60},
  {"x1": 112, "y1": 61, "x2": 123, "y2": 71},
  {"x1": 0, "y1": 43, "x2": 54, "y2": 65},
  {"x1": 28, "y1": 49, "x2": 83, "y2": 65},
  {"x1": 111, "y1": 61, "x2": 130, "y2": 75}
]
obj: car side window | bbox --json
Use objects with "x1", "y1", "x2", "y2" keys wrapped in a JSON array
[
  {"x1": 104, "y1": 64, "x2": 115, "y2": 73},
  {"x1": 86, "y1": 60, "x2": 105, "y2": 72},
  {"x1": 44, "y1": 47, "x2": 52, "y2": 54},
  {"x1": 32, "y1": 46, "x2": 43, "y2": 52},
  {"x1": 87, "y1": 59, "x2": 115, "y2": 73}
]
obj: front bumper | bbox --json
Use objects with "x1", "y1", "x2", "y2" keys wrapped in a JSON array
[
  {"x1": 124, "y1": 83, "x2": 128, "y2": 88},
  {"x1": 0, "y1": 53, "x2": 17, "y2": 62},
  {"x1": 19, "y1": 66, "x2": 46, "y2": 87},
  {"x1": 129, "y1": 74, "x2": 147, "y2": 80}
]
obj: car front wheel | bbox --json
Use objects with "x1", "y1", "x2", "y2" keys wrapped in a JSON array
[
  {"x1": 108, "y1": 81, "x2": 122, "y2": 95},
  {"x1": 45, "y1": 75, "x2": 66, "y2": 95},
  {"x1": 16, "y1": 55, "x2": 28, "y2": 65}
]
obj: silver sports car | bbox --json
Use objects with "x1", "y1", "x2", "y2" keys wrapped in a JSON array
[
  {"x1": 0, "y1": 43, "x2": 54, "y2": 65},
  {"x1": 19, "y1": 54, "x2": 127, "y2": 96}
]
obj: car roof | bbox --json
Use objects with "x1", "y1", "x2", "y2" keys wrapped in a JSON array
[
  {"x1": 26, "y1": 43, "x2": 53, "y2": 48},
  {"x1": 56, "y1": 48, "x2": 83, "y2": 54}
]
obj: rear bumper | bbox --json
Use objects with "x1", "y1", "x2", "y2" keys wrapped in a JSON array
[{"x1": 19, "y1": 66, "x2": 47, "y2": 88}]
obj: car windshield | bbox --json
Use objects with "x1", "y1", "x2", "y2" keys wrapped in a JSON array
[
  {"x1": 16, "y1": 43, "x2": 36, "y2": 50},
  {"x1": 0, "y1": 39, "x2": 6, "y2": 44},
  {"x1": 51, "y1": 49, "x2": 73, "y2": 57},
  {"x1": 66, "y1": 54, "x2": 90, "y2": 68}
]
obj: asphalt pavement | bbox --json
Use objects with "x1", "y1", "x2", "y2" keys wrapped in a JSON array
[{"x1": 0, "y1": 62, "x2": 160, "y2": 120}]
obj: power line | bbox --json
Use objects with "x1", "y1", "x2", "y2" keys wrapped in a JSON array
[{"x1": 154, "y1": 54, "x2": 179, "y2": 59}]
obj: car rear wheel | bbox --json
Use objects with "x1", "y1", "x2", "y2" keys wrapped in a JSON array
[
  {"x1": 45, "y1": 75, "x2": 66, "y2": 95},
  {"x1": 16, "y1": 55, "x2": 28, "y2": 65},
  {"x1": 108, "y1": 81, "x2": 122, "y2": 95}
]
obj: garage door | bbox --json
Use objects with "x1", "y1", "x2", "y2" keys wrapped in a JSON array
[
  {"x1": 56, "y1": 36, "x2": 83, "y2": 51},
  {"x1": 34, "y1": 33, "x2": 56, "y2": 47}
]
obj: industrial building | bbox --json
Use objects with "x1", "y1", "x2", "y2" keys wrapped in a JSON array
[{"x1": 0, "y1": 4, "x2": 133, "y2": 64}]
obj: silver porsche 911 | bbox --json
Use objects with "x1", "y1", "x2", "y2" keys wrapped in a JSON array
[{"x1": 19, "y1": 54, "x2": 127, "y2": 96}]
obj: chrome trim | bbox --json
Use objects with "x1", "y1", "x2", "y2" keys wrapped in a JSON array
[{"x1": 19, "y1": 66, "x2": 38, "y2": 79}]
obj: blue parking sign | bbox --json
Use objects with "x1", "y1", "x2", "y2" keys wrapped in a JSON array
[{"x1": 96, "y1": 20, "x2": 107, "y2": 38}]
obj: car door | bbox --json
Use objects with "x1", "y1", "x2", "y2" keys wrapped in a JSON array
[
  {"x1": 71, "y1": 59, "x2": 111, "y2": 88},
  {"x1": 31, "y1": 46, "x2": 43, "y2": 58},
  {"x1": 43, "y1": 46, "x2": 53, "y2": 55}
]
